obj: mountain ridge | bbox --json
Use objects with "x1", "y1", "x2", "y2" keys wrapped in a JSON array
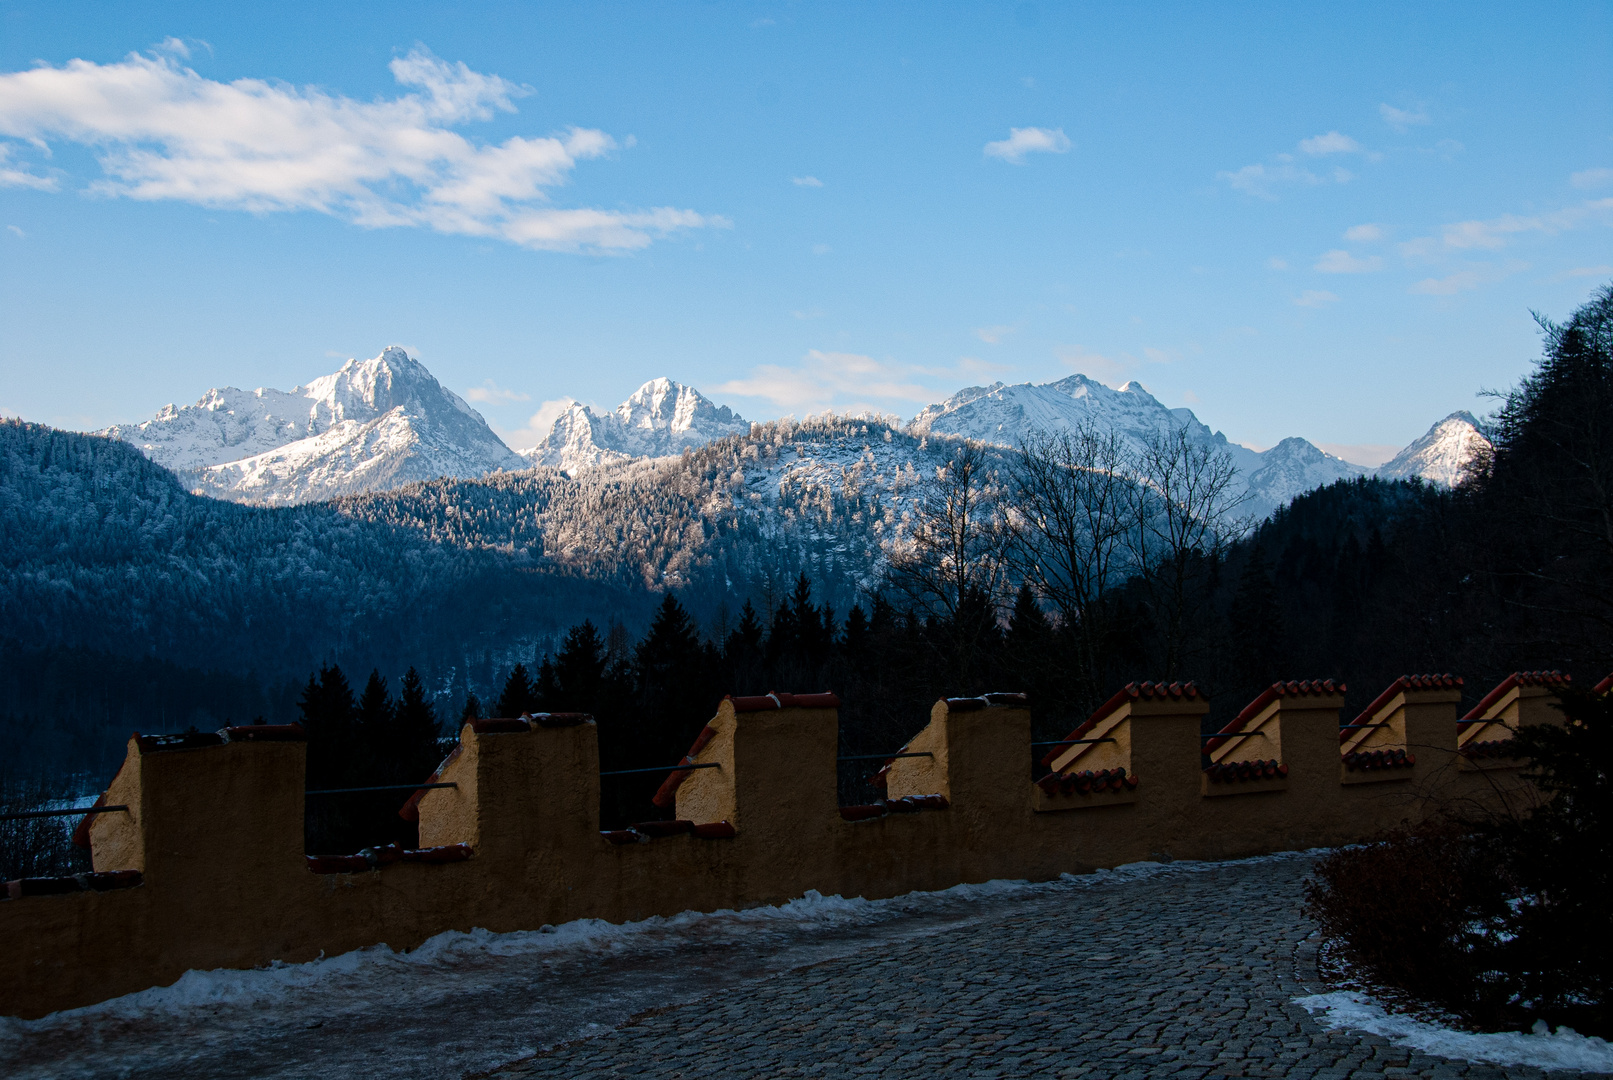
[
  {"x1": 99, "y1": 350, "x2": 1490, "y2": 512},
  {"x1": 102, "y1": 347, "x2": 526, "y2": 504}
]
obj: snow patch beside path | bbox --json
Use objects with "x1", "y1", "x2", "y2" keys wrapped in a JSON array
[
  {"x1": 4, "y1": 861, "x2": 1179, "y2": 1031},
  {"x1": 1297, "y1": 991, "x2": 1613, "y2": 1074}
]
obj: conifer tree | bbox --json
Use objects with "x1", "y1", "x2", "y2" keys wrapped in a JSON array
[
  {"x1": 394, "y1": 666, "x2": 442, "y2": 779},
  {"x1": 299, "y1": 664, "x2": 357, "y2": 789},
  {"x1": 460, "y1": 692, "x2": 483, "y2": 722},
  {"x1": 553, "y1": 621, "x2": 607, "y2": 710},
  {"x1": 494, "y1": 662, "x2": 536, "y2": 718},
  {"x1": 354, "y1": 669, "x2": 394, "y2": 783},
  {"x1": 532, "y1": 656, "x2": 561, "y2": 710}
]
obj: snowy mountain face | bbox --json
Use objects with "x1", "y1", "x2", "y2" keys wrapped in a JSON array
[
  {"x1": 521, "y1": 378, "x2": 750, "y2": 471},
  {"x1": 908, "y1": 374, "x2": 1362, "y2": 517},
  {"x1": 102, "y1": 347, "x2": 526, "y2": 505},
  {"x1": 1375, "y1": 412, "x2": 1491, "y2": 487}
]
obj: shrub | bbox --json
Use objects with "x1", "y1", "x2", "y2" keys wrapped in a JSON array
[{"x1": 1304, "y1": 689, "x2": 1612, "y2": 1037}]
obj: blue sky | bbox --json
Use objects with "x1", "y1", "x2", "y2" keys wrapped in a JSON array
[{"x1": 1, "y1": 2, "x2": 1610, "y2": 463}]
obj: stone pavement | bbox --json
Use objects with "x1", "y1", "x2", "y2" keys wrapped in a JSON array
[{"x1": 484, "y1": 854, "x2": 1601, "y2": 1080}]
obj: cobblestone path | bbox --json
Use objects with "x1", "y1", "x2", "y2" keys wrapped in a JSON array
[{"x1": 485, "y1": 854, "x2": 1602, "y2": 1080}]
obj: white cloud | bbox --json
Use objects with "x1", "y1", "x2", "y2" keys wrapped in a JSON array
[
  {"x1": 791, "y1": 175, "x2": 823, "y2": 187},
  {"x1": 1562, "y1": 264, "x2": 1613, "y2": 278},
  {"x1": 463, "y1": 379, "x2": 531, "y2": 405},
  {"x1": 501, "y1": 397, "x2": 576, "y2": 450},
  {"x1": 1267, "y1": 256, "x2": 1289, "y2": 270},
  {"x1": 0, "y1": 46, "x2": 723, "y2": 252},
  {"x1": 1379, "y1": 103, "x2": 1430, "y2": 131},
  {"x1": 5, "y1": 224, "x2": 22, "y2": 237},
  {"x1": 811, "y1": 243, "x2": 831, "y2": 255},
  {"x1": 1409, "y1": 270, "x2": 1490, "y2": 295},
  {"x1": 1344, "y1": 223, "x2": 1384, "y2": 242},
  {"x1": 0, "y1": 144, "x2": 54, "y2": 190},
  {"x1": 1300, "y1": 131, "x2": 1361, "y2": 155},
  {"x1": 1293, "y1": 290, "x2": 1339, "y2": 308},
  {"x1": 1217, "y1": 162, "x2": 1321, "y2": 199},
  {"x1": 716, "y1": 350, "x2": 958, "y2": 414},
  {"x1": 1317, "y1": 442, "x2": 1401, "y2": 467},
  {"x1": 1571, "y1": 168, "x2": 1613, "y2": 190},
  {"x1": 151, "y1": 37, "x2": 192, "y2": 59},
  {"x1": 1055, "y1": 344, "x2": 1136, "y2": 387},
  {"x1": 974, "y1": 324, "x2": 1015, "y2": 344},
  {"x1": 983, "y1": 126, "x2": 1071, "y2": 164},
  {"x1": 1403, "y1": 200, "x2": 1613, "y2": 255},
  {"x1": 1314, "y1": 249, "x2": 1384, "y2": 273}
]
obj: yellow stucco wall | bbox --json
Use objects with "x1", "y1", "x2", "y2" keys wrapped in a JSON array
[{"x1": 0, "y1": 678, "x2": 1559, "y2": 1019}]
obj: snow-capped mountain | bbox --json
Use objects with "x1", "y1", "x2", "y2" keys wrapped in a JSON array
[
  {"x1": 521, "y1": 378, "x2": 750, "y2": 471},
  {"x1": 909, "y1": 375, "x2": 1363, "y2": 517},
  {"x1": 1375, "y1": 411, "x2": 1490, "y2": 487},
  {"x1": 103, "y1": 347, "x2": 526, "y2": 504}
]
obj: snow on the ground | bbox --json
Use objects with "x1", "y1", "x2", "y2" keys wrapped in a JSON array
[
  {"x1": 1297, "y1": 990, "x2": 1613, "y2": 1074},
  {"x1": 6, "y1": 861, "x2": 1183, "y2": 1032}
]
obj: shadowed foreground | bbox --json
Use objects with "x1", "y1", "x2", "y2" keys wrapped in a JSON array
[{"x1": 10, "y1": 853, "x2": 1606, "y2": 1079}]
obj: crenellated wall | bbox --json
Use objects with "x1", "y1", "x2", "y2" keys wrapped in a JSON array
[{"x1": 0, "y1": 674, "x2": 1567, "y2": 1019}]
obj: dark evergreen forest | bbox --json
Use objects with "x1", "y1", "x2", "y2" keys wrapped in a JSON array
[{"x1": 6, "y1": 285, "x2": 1611, "y2": 860}]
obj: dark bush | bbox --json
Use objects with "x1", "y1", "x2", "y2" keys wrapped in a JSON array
[{"x1": 1304, "y1": 689, "x2": 1612, "y2": 1037}]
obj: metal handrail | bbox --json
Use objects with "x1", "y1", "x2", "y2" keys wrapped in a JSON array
[
  {"x1": 838, "y1": 751, "x2": 935, "y2": 761},
  {"x1": 600, "y1": 762, "x2": 722, "y2": 778},
  {"x1": 1032, "y1": 738, "x2": 1117, "y2": 748},
  {"x1": 305, "y1": 782, "x2": 458, "y2": 796},
  {"x1": 0, "y1": 804, "x2": 128, "y2": 822}
]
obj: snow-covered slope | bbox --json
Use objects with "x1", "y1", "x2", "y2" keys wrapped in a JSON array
[
  {"x1": 909, "y1": 375, "x2": 1364, "y2": 516},
  {"x1": 521, "y1": 378, "x2": 750, "y2": 471},
  {"x1": 1247, "y1": 438, "x2": 1366, "y2": 506},
  {"x1": 103, "y1": 347, "x2": 525, "y2": 504},
  {"x1": 1375, "y1": 411, "x2": 1491, "y2": 487}
]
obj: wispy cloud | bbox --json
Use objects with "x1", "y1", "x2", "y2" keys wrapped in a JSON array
[
  {"x1": 5, "y1": 224, "x2": 22, "y2": 237},
  {"x1": 1220, "y1": 132, "x2": 1371, "y2": 198},
  {"x1": 983, "y1": 126, "x2": 1071, "y2": 164},
  {"x1": 0, "y1": 144, "x2": 55, "y2": 190},
  {"x1": 1409, "y1": 270, "x2": 1490, "y2": 295},
  {"x1": 500, "y1": 397, "x2": 577, "y2": 450},
  {"x1": 1379, "y1": 103, "x2": 1430, "y2": 132},
  {"x1": 716, "y1": 350, "x2": 994, "y2": 415},
  {"x1": 974, "y1": 324, "x2": 1015, "y2": 344},
  {"x1": 1218, "y1": 162, "x2": 1321, "y2": 199},
  {"x1": 1400, "y1": 200, "x2": 1613, "y2": 255},
  {"x1": 1299, "y1": 131, "x2": 1360, "y2": 155},
  {"x1": 1344, "y1": 223, "x2": 1384, "y2": 242},
  {"x1": 1408, "y1": 263, "x2": 1523, "y2": 296},
  {"x1": 1561, "y1": 264, "x2": 1613, "y2": 279},
  {"x1": 463, "y1": 379, "x2": 531, "y2": 405},
  {"x1": 1293, "y1": 290, "x2": 1339, "y2": 308},
  {"x1": 1571, "y1": 168, "x2": 1613, "y2": 190},
  {"x1": 1267, "y1": 256, "x2": 1290, "y2": 270},
  {"x1": 1056, "y1": 345, "x2": 1137, "y2": 387},
  {"x1": 1314, "y1": 249, "x2": 1383, "y2": 273},
  {"x1": 0, "y1": 46, "x2": 725, "y2": 252},
  {"x1": 717, "y1": 350, "x2": 937, "y2": 413},
  {"x1": 1317, "y1": 441, "x2": 1401, "y2": 467},
  {"x1": 791, "y1": 175, "x2": 823, "y2": 187}
]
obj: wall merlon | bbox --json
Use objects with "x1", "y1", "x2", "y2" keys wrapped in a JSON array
[{"x1": 0, "y1": 677, "x2": 1577, "y2": 1020}]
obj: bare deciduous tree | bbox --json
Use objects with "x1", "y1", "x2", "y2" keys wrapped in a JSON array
[
  {"x1": 1127, "y1": 424, "x2": 1250, "y2": 677},
  {"x1": 1008, "y1": 423, "x2": 1134, "y2": 710},
  {"x1": 884, "y1": 440, "x2": 1011, "y2": 688}
]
